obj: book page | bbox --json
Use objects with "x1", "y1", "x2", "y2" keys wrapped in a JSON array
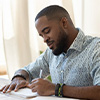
[{"x1": 9, "y1": 88, "x2": 38, "y2": 98}]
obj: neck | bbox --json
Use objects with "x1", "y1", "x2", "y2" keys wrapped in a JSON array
[{"x1": 64, "y1": 28, "x2": 78, "y2": 52}]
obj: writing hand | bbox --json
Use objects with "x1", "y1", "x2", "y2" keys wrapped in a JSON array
[{"x1": 28, "y1": 78, "x2": 55, "y2": 96}]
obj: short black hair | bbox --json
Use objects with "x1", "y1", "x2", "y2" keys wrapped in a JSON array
[{"x1": 35, "y1": 5, "x2": 70, "y2": 21}]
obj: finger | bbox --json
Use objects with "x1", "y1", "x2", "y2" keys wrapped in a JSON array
[
  {"x1": 31, "y1": 78, "x2": 38, "y2": 83},
  {"x1": 6, "y1": 84, "x2": 16, "y2": 93},
  {"x1": 14, "y1": 81, "x2": 29, "y2": 92},
  {"x1": 32, "y1": 87, "x2": 37, "y2": 92},
  {"x1": 31, "y1": 78, "x2": 42, "y2": 85},
  {"x1": 0, "y1": 86, "x2": 6, "y2": 91},
  {"x1": 2, "y1": 85, "x2": 10, "y2": 93},
  {"x1": 27, "y1": 83, "x2": 36, "y2": 88},
  {"x1": 14, "y1": 85, "x2": 19, "y2": 92},
  {"x1": 28, "y1": 79, "x2": 39, "y2": 88}
]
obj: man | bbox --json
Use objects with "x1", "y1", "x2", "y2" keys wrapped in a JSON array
[{"x1": 1, "y1": 5, "x2": 100, "y2": 100}]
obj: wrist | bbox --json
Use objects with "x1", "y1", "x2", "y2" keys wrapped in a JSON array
[
  {"x1": 51, "y1": 84, "x2": 56, "y2": 95},
  {"x1": 49, "y1": 84, "x2": 56, "y2": 95},
  {"x1": 11, "y1": 74, "x2": 26, "y2": 81},
  {"x1": 12, "y1": 69, "x2": 29, "y2": 81}
]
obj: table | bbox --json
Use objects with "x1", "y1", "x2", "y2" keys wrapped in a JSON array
[{"x1": 0, "y1": 78, "x2": 84, "y2": 100}]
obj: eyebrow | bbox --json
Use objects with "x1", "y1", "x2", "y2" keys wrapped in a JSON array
[{"x1": 42, "y1": 27, "x2": 49, "y2": 32}]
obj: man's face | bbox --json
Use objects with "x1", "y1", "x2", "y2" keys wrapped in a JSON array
[{"x1": 35, "y1": 16, "x2": 68, "y2": 55}]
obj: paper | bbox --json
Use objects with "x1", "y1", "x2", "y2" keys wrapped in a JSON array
[
  {"x1": 0, "y1": 86, "x2": 38, "y2": 98},
  {"x1": 8, "y1": 88, "x2": 38, "y2": 98}
]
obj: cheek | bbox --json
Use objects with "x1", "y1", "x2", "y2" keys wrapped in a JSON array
[
  {"x1": 50, "y1": 28, "x2": 61, "y2": 43},
  {"x1": 54, "y1": 34, "x2": 61, "y2": 47}
]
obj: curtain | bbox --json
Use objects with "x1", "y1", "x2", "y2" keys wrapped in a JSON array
[
  {"x1": 72, "y1": 0, "x2": 100, "y2": 37},
  {"x1": 83, "y1": 0, "x2": 100, "y2": 37},
  {"x1": 2, "y1": 0, "x2": 32, "y2": 79},
  {"x1": 1, "y1": 0, "x2": 74, "y2": 79}
]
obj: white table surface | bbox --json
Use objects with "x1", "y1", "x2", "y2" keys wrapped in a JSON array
[{"x1": 0, "y1": 78, "x2": 84, "y2": 100}]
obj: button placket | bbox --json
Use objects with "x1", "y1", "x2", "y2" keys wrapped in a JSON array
[
  {"x1": 60, "y1": 55, "x2": 67, "y2": 84},
  {"x1": 61, "y1": 70, "x2": 64, "y2": 84}
]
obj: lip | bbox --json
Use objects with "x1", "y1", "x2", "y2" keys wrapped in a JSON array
[{"x1": 47, "y1": 41, "x2": 54, "y2": 49}]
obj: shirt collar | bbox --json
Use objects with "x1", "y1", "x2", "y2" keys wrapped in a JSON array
[{"x1": 69, "y1": 28, "x2": 85, "y2": 52}]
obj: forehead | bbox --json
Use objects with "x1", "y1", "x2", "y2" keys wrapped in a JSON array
[
  {"x1": 35, "y1": 16, "x2": 48, "y2": 29},
  {"x1": 35, "y1": 16, "x2": 58, "y2": 32},
  {"x1": 35, "y1": 16, "x2": 50, "y2": 30}
]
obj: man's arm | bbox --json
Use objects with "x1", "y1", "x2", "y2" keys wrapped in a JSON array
[{"x1": 62, "y1": 85, "x2": 100, "y2": 100}]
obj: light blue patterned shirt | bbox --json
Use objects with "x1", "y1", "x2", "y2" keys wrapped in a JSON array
[{"x1": 22, "y1": 29, "x2": 100, "y2": 87}]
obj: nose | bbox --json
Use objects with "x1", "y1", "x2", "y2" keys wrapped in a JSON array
[{"x1": 43, "y1": 35, "x2": 49, "y2": 43}]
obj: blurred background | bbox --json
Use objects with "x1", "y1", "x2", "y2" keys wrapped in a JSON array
[{"x1": 0, "y1": 0, "x2": 100, "y2": 79}]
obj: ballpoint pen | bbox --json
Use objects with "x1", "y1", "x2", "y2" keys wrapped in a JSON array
[{"x1": 39, "y1": 69, "x2": 43, "y2": 78}]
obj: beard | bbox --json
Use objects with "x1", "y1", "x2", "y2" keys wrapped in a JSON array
[{"x1": 52, "y1": 30, "x2": 68, "y2": 56}]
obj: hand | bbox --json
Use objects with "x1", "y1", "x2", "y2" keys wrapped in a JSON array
[
  {"x1": 28, "y1": 78, "x2": 55, "y2": 96},
  {"x1": 0, "y1": 77, "x2": 29, "y2": 93}
]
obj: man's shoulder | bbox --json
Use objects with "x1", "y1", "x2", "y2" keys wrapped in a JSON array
[
  {"x1": 84, "y1": 35, "x2": 100, "y2": 46},
  {"x1": 90, "y1": 37, "x2": 100, "y2": 46}
]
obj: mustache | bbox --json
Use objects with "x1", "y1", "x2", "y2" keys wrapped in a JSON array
[{"x1": 46, "y1": 40, "x2": 54, "y2": 45}]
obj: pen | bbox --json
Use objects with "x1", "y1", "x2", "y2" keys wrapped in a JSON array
[{"x1": 39, "y1": 69, "x2": 43, "y2": 78}]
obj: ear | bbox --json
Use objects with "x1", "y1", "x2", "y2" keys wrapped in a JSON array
[{"x1": 60, "y1": 17, "x2": 68, "y2": 29}]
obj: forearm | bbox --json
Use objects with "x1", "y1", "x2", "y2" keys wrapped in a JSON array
[
  {"x1": 12, "y1": 69, "x2": 30, "y2": 82},
  {"x1": 63, "y1": 85, "x2": 100, "y2": 100}
]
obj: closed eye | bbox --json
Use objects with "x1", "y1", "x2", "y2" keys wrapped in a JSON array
[
  {"x1": 42, "y1": 27, "x2": 50, "y2": 34},
  {"x1": 44, "y1": 29, "x2": 50, "y2": 34}
]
